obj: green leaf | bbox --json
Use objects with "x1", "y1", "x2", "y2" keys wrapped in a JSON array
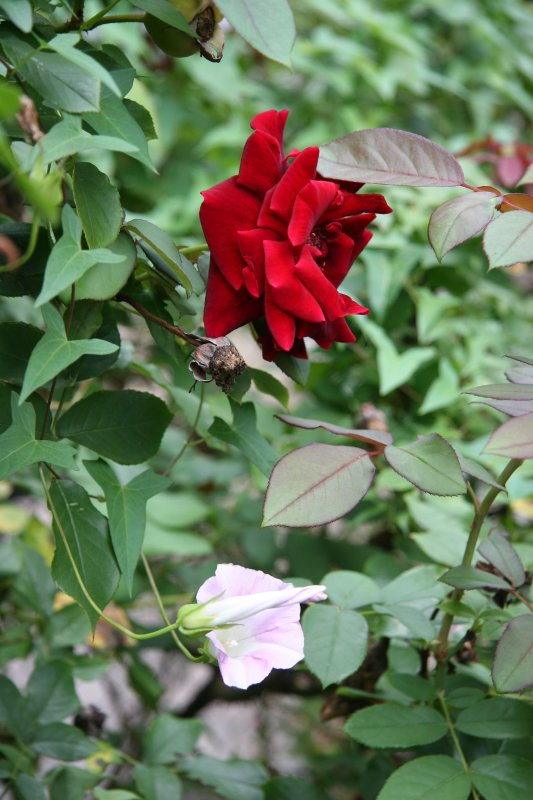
[
  {"x1": 419, "y1": 359, "x2": 460, "y2": 415},
  {"x1": 180, "y1": 756, "x2": 268, "y2": 800},
  {"x1": 40, "y1": 117, "x2": 138, "y2": 165},
  {"x1": 344, "y1": 703, "x2": 447, "y2": 747},
  {"x1": 35, "y1": 205, "x2": 125, "y2": 306},
  {"x1": 26, "y1": 660, "x2": 80, "y2": 725},
  {"x1": 456, "y1": 454, "x2": 504, "y2": 491},
  {"x1": 387, "y1": 674, "x2": 437, "y2": 702},
  {"x1": 93, "y1": 791, "x2": 140, "y2": 800},
  {"x1": 13, "y1": 775, "x2": 46, "y2": 800},
  {"x1": 381, "y1": 565, "x2": 445, "y2": 604},
  {"x1": 56, "y1": 390, "x2": 172, "y2": 465},
  {"x1": 471, "y1": 754, "x2": 533, "y2": 800},
  {"x1": 277, "y1": 414, "x2": 392, "y2": 446},
  {"x1": 319, "y1": 129, "x2": 465, "y2": 187},
  {"x1": 19, "y1": 304, "x2": 118, "y2": 402},
  {"x1": 249, "y1": 368, "x2": 289, "y2": 408},
  {"x1": 0, "y1": 0, "x2": 31, "y2": 32},
  {"x1": 411, "y1": 528, "x2": 468, "y2": 567},
  {"x1": 126, "y1": 218, "x2": 203, "y2": 295},
  {"x1": 484, "y1": 411, "x2": 533, "y2": 459},
  {"x1": 322, "y1": 570, "x2": 381, "y2": 608},
  {"x1": 46, "y1": 34, "x2": 121, "y2": 97},
  {"x1": 84, "y1": 460, "x2": 170, "y2": 593},
  {"x1": 478, "y1": 532, "x2": 525, "y2": 586},
  {"x1": 30, "y1": 722, "x2": 96, "y2": 761},
  {"x1": 67, "y1": 233, "x2": 137, "y2": 302},
  {"x1": 49, "y1": 480, "x2": 121, "y2": 629},
  {"x1": 374, "y1": 603, "x2": 435, "y2": 640},
  {"x1": 84, "y1": 92, "x2": 155, "y2": 171},
  {"x1": 133, "y1": 0, "x2": 192, "y2": 34},
  {"x1": 215, "y1": 0, "x2": 296, "y2": 65},
  {"x1": 143, "y1": 528, "x2": 212, "y2": 558},
  {"x1": 0, "y1": 395, "x2": 77, "y2": 480},
  {"x1": 0, "y1": 78, "x2": 21, "y2": 120},
  {"x1": 384, "y1": 434, "x2": 466, "y2": 496},
  {"x1": 263, "y1": 443, "x2": 375, "y2": 527},
  {"x1": 440, "y1": 565, "x2": 511, "y2": 591},
  {"x1": 264, "y1": 777, "x2": 329, "y2": 800},
  {"x1": 210, "y1": 400, "x2": 277, "y2": 477},
  {"x1": 303, "y1": 605, "x2": 368, "y2": 687},
  {"x1": 359, "y1": 319, "x2": 435, "y2": 395},
  {"x1": 0, "y1": 675, "x2": 28, "y2": 739},
  {"x1": 133, "y1": 765, "x2": 183, "y2": 800},
  {"x1": 483, "y1": 210, "x2": 533, "y2": 268},
  {"x1": 2, "y1": 35, "x2": 100, "y2": 114},
  {"x1": 273, "y1": 351, "x2": 309, "y2": 385},
  {"x1": 456, "y1": 698, "x2": 533, "y2": 738},
  {"x1": 73, "y1": 163, "x2": 122, "y2": 249},
  {"x1": 428, "y1": 191, "x2": 497, "y2": 261},
  {"x1": 492, "y1": 615, "x2": 533, "y2": 693},
  {"x1": 143, "y1": 713, "x2": 203, "y2": 765},
  {"x1": 13, "y1": 543, "x2": 55, "y2": 616},
  {"x1": 0, "y1": 322, "x2": 42, "y2": 383},
  {"x1": 377, "y1": 756, "x2": 470, "y2": 800},
  {"x1": 465, "y1": 383, "x2": 533, "y2": 401},
  {"x1": 48, "y1": 767, "x2": 97, "y2": 800}
]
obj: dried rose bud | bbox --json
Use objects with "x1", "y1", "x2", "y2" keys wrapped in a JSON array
[{"x1": 189, "y1": 336, "x2": 245, "y2": 393}]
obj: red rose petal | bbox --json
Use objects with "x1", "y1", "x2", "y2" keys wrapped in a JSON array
[
  {"x1": 294, "y1": 248, "x2": 343, "y2": 320},
  {"x1": 269, "y1": 147, "x2": 319, "y2": 222},
  {"x1": 200, "y1": 178, "x2": 261, "y2": 290},
  {"x1": 237, "y1": 130, "x2": 284, "y2": 195},
  {"x1": 204, "y1": 262, "x2": 262, "y2": 337},
  {"x1": 264, "y1": 240, "x2": 325, "y2": 323},
  {"x1": 237, "y1": 228, "x2": 278, "y2": 297},
  {"x1": 325, "y1": 217, "x2": 375, "y2": 286},
  {"x1": 287, "y1": 180, "x2": 339, "y2": 246},
  {"x1": 251, "y1": 109, "x2": 288, "y2": 144},
  {"x1": 264, "y1": 283, "x2": 297, "y2": 351},
  {"x1": 321, "y1": 191, "x2": 392, "y2": 223}
]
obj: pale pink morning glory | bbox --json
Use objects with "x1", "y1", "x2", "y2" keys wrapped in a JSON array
[{"x1": 184, "y1": 564, "x2": 327, "y2": 690}]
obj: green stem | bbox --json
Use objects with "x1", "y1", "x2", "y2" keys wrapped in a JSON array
[
  {"x1": 0, "y1": 213, "x2": 41, "y2": 273},
  {"x1": 141, "y1": 553, "x2": 205, "y2": 662},
  {"x1": 39, "y1": 467, "x2": 196, "y2": 646},
  {"x1": 83, "y1": 13, "x2": 145, "y2": 29},
  {"x1": 436, "y1": 458, "x2": 522, "y2": 657},
  {"x1": 179, "y1": 244, "x2": 208, "y2": 257},
  {"x1": 437, "y1": 691, "x2": 480, "y2": 799},
  {"x1": 163, "y1": 382, "x2": 205, "y2": 477}
]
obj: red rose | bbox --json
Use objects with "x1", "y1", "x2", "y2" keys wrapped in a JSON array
[{"x1": 200, "y1": 110, "x2": 392, "y2": 360}]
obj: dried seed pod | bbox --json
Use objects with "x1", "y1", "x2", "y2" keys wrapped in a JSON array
[{"x1": 189, "y1": 336, "x2": 246, "y2": 393}]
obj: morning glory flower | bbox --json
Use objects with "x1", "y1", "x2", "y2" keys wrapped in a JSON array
[{"x1": 179, "y1": 564, "x2": 327, "y2": 689}]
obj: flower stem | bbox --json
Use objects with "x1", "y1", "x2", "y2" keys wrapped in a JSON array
[
  {"x1": 435, "y1": 458, "x2": 522, "y2": 657},
  {"x1": 141, "y1": 553, "x2": 205, "y2": 662},
  {"x1": 437, "y1": 690, "x2": 480, "y2": 800},
  {"x1": 163, "y1": 382, "x2": 205, "y2": 477},
  {"x1": 39, "y1": 467, "x2": 198, "y2": 647},
  {"x1": 118, "y1": 293, "x2": 207, "y2": 347}
]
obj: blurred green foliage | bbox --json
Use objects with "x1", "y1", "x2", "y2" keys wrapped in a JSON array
[{"x1": 0, "y1": 1, "x2": 532, "y2": 799}]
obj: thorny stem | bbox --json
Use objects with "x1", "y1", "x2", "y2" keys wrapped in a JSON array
[
  {"x1": 435, "y1": 458, "x2": 522, "y2": 658},
  {"x1": 141, "y1": 553, "x2": 204, "y2": 662},
  {"x1": 118, "y1": 293, "x2": 208, "y2": 348},
  {"x1": 39, "y1": 466, "x2": 203, "y2": 651}
]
